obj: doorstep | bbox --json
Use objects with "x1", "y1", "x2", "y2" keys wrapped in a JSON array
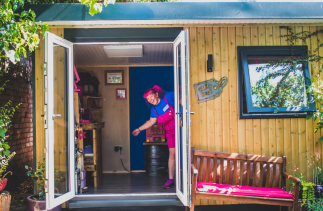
[{"x1": 67, "y1": 193, "x2": 181, "y2": 208}]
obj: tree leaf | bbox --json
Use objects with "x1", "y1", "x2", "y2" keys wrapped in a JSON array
[
  {"x1": 4, "y1": 150, "x2": 10, "y2": 156},
  {"x1": 0, "y1": 129, "x2": 6, "y2": 138},
  {"x1": 307, "y1": 112, "x2": 314, "y2": 120}
]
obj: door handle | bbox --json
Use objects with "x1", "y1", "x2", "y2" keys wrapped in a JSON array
[
  {"x1": 52, "y1": 114, "x2": 62, "y2": 120},
  {"x1": 190, "y1": 112, "x2": 195, "y2": 115}
]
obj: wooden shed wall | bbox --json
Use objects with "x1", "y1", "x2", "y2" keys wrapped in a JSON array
[
  {"x1": 35, "y1": 28, "x2": 64, "y2": 170},
  {"x1": 188, "y1": 25, "x2": 323, "y2": 205},
  {"x1": 35, "y1": 25, "x2": 323, "y2": 206}
]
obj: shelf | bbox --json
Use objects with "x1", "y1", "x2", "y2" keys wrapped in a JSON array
[{"x1": 82, "y1": 96, "x2": 103, "y2": 121}]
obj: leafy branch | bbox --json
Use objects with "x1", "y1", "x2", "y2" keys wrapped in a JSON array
[
  {"x1": 0, "y1": 151, "x2": 16, "y2": 180},
  {"x1": 1, "y1": 0, "x2": 49, "y2": 64}
]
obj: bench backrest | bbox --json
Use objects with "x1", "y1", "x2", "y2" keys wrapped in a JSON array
[{"x1": 191, "y1": 148, "x2": 286, "y2": 189}]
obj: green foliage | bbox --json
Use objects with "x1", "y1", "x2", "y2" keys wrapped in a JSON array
[
  {"x1": 82, "y1": 0, "x2": 177, "y2": 16},
  {"x1": 251, "y1": 60, "x2": 306, "y2": 110},
  {"x1": 25, "y1": 161, "x2": 45, "y2": 200},
  {"x1": 302, "y1": 181, "x2": 316, "y2": 207},
  {"x1": 288, "y1": 166, "x2": 323, "y2": 209},
  {"x1": 307, "y1": 199, "x2": 323, "y2": 211},
  {"x1": 0, "y1": 71, "x2": 21, "y2": 157},
  {"x1": 251, "y1": 26, "x2": 323, "y2": 139},
  {"x1": 0, "y1": 0, "x2": 49, "y2": 64},
  {"x1": 307, "y1": 77, "x2": 323, "y2": 136},
  {"x1": 0, "y1": 151, "x2": 16, "y2": 180},
  {"x1": 0, "y1": 71, "x2": 19, "y2": 180},
  {"x1": 25, "y1": 159, "x2": 65, "y2": 200},
  {"x1": 80, "y1": 0, "x2": 115, "y2": 16},
  {"x1": 279, "y1": 27, "x2": 323, "y2": 139},
  {"x1": 288, "y1": 167, "x2": 316, "y2": 207},
  {"x1": 288, "y1": 167, "x2": 307, "y2": 189},
  {"x1": 307, "y1": 152, "x2": 323, "y2": 185}
]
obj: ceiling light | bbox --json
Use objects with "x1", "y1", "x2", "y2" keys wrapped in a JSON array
[{"x1": 103, "y1": 45, "x2": 143, "y2": 58}]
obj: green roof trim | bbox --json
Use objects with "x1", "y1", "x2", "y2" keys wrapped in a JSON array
[{"x1": 16, "y1": 2, "x2": 323, "y2": 22}]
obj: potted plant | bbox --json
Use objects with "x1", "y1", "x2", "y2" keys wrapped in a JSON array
[
  {"x1": 306, "y1": 152, "x2": 323, "y2": 198},
  {"x1": 289, "y1": 167, "x2": 316, "y2": 207},
  {"x1": 289, "y1": 165, "x2": 323, "y2": 211},
  {"x1": 25, "y1": 161, "x2": 63, "y2": 211},
  {"x1": 0, "y1": 151, "x2": 16, "y2": 191}
]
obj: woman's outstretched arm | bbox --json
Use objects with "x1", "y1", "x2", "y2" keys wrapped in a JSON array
[{"x1": 132, "y1": 117, "x2": 157, "y2": 136}]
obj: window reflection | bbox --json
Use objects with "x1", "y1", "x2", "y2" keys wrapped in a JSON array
[{"x1": 247, "y1": 55, "x2": 306, "y2": 109}]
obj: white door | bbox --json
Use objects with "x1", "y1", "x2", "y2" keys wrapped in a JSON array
[
  {"x1": 174, "y1": 29, "x2": 191, "y2": 207},
  {"x1": 44, "y1": 32, "x2": 75, "y2": 210}
]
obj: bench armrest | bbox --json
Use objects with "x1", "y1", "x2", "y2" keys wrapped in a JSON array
[
  {"x1": 191, "y1": 164, "x2": 198, "y2": 175},
  {"x1": 191, "y1": 164, "x2": 198, "y2": 203},
  {"x1": 283, "y1": 172, "x2": 300, "y2": 205},
  {"x1": 191, "y1": 164, "x2": 198, "y2": 190},
  {"x1": 283, "y1": 172, "x2": 300, "y2": 184}
]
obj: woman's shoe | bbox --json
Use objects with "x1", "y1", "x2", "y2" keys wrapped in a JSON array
[{"x1": 163, "y1": 179, "x2": 174, "y2": 189}]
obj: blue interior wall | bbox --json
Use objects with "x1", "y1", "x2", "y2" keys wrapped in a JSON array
[{"x1": 129, "y1": 66, "x2": 174, "y2": 171}]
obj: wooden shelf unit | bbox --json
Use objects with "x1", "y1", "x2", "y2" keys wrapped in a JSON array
[
  {"x1": 80, "y1": 122, "x2": 105, "y2": 187},
  {"x1": 82, "y1": 96, "x2": 103, "y2": 121}
]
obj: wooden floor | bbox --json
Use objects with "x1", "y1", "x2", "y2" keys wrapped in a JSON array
[{"x1": 84, "y1": 172, "x2": 175, "y2": 194}]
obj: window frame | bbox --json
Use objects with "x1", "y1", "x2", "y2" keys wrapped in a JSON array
[{"x1": 238, "y1": 46, "x2": 316, "y2": 119}]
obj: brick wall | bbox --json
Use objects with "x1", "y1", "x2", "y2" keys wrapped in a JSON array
[{"x1": 0, "y1": 55, "x2": 33, "y2": 188}]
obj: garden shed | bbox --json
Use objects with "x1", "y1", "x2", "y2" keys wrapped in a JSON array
[{"x1": 19, "y1": 2, "x2": 323, "y2": 210}]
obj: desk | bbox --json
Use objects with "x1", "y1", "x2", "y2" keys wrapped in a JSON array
[{"x1": 80, "y1": 122, "x2": 105, "y2": 187}]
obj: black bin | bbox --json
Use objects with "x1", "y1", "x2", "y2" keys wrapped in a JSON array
[{"x1": 144, "y1": 145, "x2": 167, "y2": 176}]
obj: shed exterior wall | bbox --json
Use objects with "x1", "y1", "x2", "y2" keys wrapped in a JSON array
[
  {"x1": 34, "y1": 25, "x2": 322, "y2": 206},
  {"x1": 188, "y1": 25, "x2": 322, "y2": 205}
]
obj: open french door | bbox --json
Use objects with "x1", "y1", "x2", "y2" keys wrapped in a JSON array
[
  {"x1": 174, "y1": 29, "x2": 191, "y2": 207},
  {"x1": 44, "y1": 32, "x2": 75, "y2": 210}
]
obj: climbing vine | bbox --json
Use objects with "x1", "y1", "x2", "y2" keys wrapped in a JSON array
[
  {"x1": 252, "y1": 26, "x2": 323, "y2": 138},
  {"x1": 280, "y1": 27, "x2": 323, "y2": 140}
]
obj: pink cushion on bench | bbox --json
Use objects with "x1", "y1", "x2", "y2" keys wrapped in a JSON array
[{"x1": 196, "y1": 182, "x2": 294, "y2": 199}]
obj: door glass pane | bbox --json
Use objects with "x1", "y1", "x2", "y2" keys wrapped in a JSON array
[
  {"x1": 53, "y1": 43, "x2": 69, "y2": 197},
  {"x1": 247, "y1": 55, "x2": 306, "y2": 108},
  {"x1": 176, "y1": 43, "x2": 184, "y2": 194}
]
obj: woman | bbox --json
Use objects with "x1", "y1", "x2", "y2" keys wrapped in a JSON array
[{"x1": 132, "y1": 85, "x2": 176, "y2": 189}]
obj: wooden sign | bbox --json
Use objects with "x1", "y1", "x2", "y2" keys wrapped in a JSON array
[{"x1": 193, "y1": 77, "x2": 228, "y2": 103}]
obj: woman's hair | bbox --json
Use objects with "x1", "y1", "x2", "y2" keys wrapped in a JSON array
[
  {"x1": 143, "y1": 85, "x2": 166, "y2": 107},
  {"x1": 143, "y1": 85, "x2": 166, "y2": 99}
]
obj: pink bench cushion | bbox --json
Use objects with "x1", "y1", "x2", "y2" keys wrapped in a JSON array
[{"x1": 196, "y1": 182, "x2": 294, "y2": 199}]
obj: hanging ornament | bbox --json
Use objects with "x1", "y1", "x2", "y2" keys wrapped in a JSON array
[{"x1": 78, "y1": 131, "x2": 86, "y2": 140}]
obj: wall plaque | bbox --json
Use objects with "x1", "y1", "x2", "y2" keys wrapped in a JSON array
[{"x1": 194, "y1": 77, "x2": 228, "y2": 103}]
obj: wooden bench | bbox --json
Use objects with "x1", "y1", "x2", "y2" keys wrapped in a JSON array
[{"x1": 190, "y1": 148, "x2": 300, "y2": 211}]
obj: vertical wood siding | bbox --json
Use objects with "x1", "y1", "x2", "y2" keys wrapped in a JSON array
[
  {"x1": 34, "y1": 25, "x2": 322, "y2": 206},
  {"x1": 188, "y1": 25, "x2": 322, "y2": 205}
]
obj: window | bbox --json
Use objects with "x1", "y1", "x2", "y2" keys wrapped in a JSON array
[{"x1": 238, "y1": 46, "x2": 316, "y2": 119}]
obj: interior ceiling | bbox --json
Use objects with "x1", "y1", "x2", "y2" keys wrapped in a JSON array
[{"x1": 74, "y1": 44, "x2": 173, "y2": 66}]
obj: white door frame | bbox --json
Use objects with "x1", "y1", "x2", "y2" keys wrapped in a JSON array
[
  {"x1": 173, "y1": 29, "x2": 191, "y2": 207},
  {"x1": 44, "y1": 32, "x2": 191, "y2": 208},
  {"x1": 44, "y1": 32, "x2": 75, "y2": 210}
]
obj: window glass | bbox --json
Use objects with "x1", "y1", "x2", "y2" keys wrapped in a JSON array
[
  {"x1": 247, "y1": 55, "x2": 306, "y2": 109},
  {"x1": 238, "y1": 46, "x2": 316, "y2": 119}
]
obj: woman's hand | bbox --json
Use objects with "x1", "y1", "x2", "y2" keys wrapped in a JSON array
[{"x1": 132, "y1": 129, "x2": 140, "y2": 136}]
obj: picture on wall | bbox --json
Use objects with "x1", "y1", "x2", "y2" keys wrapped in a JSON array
[
  {"x1": 105, "y1": 70, "x2": 124, "y2": 85},
  {"x1": 116, "y1": 88, "x2": 127, "y2": 99}
]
